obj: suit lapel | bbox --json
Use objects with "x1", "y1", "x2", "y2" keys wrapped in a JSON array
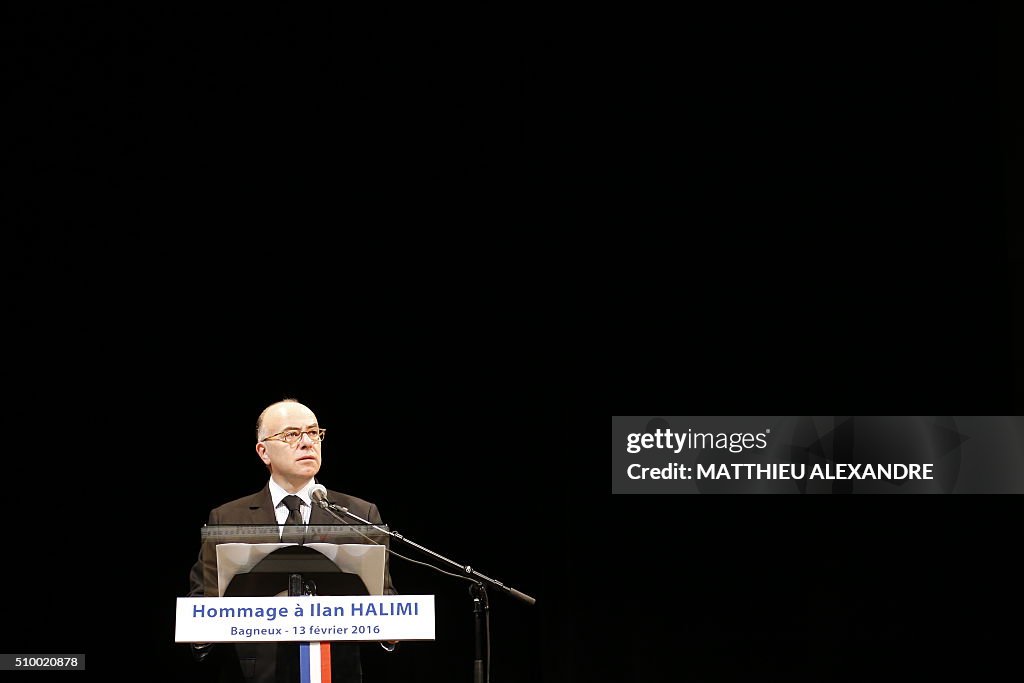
[{"x1": 246, "y1": 485, "x2": 278, "y2": 525}]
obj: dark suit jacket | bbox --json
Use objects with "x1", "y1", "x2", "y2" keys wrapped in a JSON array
[{"x1": 188, "y1": 482, "x2": 396, "y2": 683}]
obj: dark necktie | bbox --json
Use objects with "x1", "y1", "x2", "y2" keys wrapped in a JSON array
[{"x1": 281, "y1": 495, "x2": 305, "y2": 544}]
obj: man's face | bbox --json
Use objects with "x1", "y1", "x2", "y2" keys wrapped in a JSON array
[{"x1": 256, "y1": 402, "x2": 322, "y2": 483}]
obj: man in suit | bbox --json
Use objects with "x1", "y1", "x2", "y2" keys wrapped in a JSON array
[{"x1": 188, "y1": 398, "x2": 396, "y2": 683}]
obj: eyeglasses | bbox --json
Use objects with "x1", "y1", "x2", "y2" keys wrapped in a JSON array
[{"x1": 261, "y1": 428, "x2": 327, "y2": 445}]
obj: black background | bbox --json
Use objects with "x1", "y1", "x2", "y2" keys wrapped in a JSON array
[{"x1": 6, "y1": 2, "x2": 1023, "y2": 681}]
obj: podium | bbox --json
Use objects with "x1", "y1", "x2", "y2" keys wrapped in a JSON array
[{"x1": 177, "y1": 524, "x2": 435, "y2": 681}]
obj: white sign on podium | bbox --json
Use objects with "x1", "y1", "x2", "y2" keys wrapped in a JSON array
[{"x1": 175, "y1": 594, "x2": 436, "y2": 643}]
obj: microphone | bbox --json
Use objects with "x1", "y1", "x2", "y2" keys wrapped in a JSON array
[{"x1": 310, "y1": 484, "x2": 330, "y2": 509}]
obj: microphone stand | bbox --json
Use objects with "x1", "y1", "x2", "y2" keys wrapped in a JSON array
[{"x1": 314, "y1": 499, "x2": 536, "y2": 683}]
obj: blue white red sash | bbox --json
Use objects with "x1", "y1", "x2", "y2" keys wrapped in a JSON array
[{"x1": 298, "y1": 641, "x2": 331, "y2": 683}]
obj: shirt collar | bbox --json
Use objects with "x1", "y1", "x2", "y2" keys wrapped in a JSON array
[{"x1": 268, "y1": 477, "x2": 316, "y2": 509}]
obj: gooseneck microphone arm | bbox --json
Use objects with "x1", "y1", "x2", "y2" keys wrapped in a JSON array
[
  {"x1": 311, "y1": 485, "x2": 533, "y2": 683},
  {"x1": 310, "y1": 486, "x2": 536, "y2": 606}
]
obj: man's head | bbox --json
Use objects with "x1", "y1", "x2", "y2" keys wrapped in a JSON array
[{"x1": 255, "y1": 399, "x2": 323, "y2": 491}]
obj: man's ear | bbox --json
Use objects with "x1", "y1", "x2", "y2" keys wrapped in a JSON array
[{"x1": 256, "y1": 442, "x2": 271, "y2": 465}]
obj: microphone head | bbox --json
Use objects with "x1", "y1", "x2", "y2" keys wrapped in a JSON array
[{"x1": 310, "y1": 484, "x2": 328, "y2": 503}]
